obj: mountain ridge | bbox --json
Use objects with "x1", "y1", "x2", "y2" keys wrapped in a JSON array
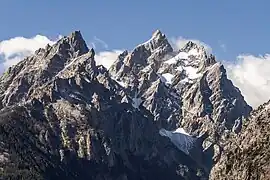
[{"x1": 0, "y1": 30, "x2": 253, "y2": 179}]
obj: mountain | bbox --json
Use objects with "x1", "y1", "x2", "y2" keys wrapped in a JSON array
[
  {"x1": 0, "y1": 30, "x2": 251, "y2": 179},
  {"x1": 109, "y1": 30, "x2": 252, "y2": 167}
]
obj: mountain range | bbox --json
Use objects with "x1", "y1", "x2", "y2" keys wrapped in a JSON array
[{"x1": 0, "y1": 30, "x2": 266, "y2": 180}]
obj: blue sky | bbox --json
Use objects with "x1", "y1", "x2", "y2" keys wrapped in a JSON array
[
  {"x1": 1, "y1": 0, "x2": 269, "y2": 60},
  {"x1": 1, "y1": 0, "x2": 270, "y2": 107}
]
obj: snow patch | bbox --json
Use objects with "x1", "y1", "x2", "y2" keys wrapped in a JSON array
[
  {"x1": 183, "y1": 66, "x2": 202, "y2": 79},
  {"x1": 132, "y1": 91, "x2": 142, "y2": 110},
  {"x1": 164, "y1": 52, "x2": 188, "y2": 64},
  {"x1": 188, "y1": 48, "x2": 200, "y2": 56},
  {"x1": 141, "y1": 65, "x2": 152, "y2": 72},
  {"x1": 116, "y1": 80, "x2": 125, "y2": 87},
  {"x1": 232, "y1": 119, "x2": 241, "y2": 133},
  {"x1": 56, "y1": 55, "x2": 82, "y2": 77},
  {"x1": 84, "y1": 76, "x2": 91, "y2": 83},
  {"x1": 161, "y1": 73, "x2": 174, "y2": 84},
  {"x1": 174, "y1": 128, "x2": 191, "y2": 136},
  {"x1": 176, "y1": 66, "x2": 183, "y2": 71},
  {"x1": 111, "y1": 76, "x2": 126, "y2": 87},
  {"x1": 159, "y1": 128, "x2": 195, "y2": 155}
]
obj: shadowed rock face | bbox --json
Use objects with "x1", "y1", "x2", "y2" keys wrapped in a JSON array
[
  {"x1": 0, "y1": 30, "x2": 251, "y2": 179},
  {"x1": 210, "y1": 101, "x2": 270, "y2": 180}
]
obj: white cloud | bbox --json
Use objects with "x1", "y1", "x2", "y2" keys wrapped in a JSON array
[
  {"x1": 169, "y1": 36, "x2": 212, "y2": 53},
  {"x1": 95, "y1": 50, "x2": 123, "y2": 69},
  {"x1": 0, "y1": 35, "x2": 57, "y2": 72},
  {"x1": 225, "y1": 54, "x2": 270, "y2": 107}
]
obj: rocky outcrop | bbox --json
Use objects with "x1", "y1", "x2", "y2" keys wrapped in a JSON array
[{"x1": 210, "y1": 101, "x2": 270, "y2": 180}]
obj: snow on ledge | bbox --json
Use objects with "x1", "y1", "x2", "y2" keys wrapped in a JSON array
[
  {"x1": 160, "y1": 73, "x2": 174, "y2": 84},
  {"x1": 164, "y1": 52, "x2": 188, "y2": 64},
  {"x1": 132, "y1": 91, "x2": 142, "y2": 110},
  {"x1": 159, "y1": 127, "x2": 195, "y2": 155}
]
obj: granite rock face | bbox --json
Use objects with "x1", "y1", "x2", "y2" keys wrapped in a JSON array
[{"x1": 0, "y1": 30, "x2": 252, "y2": 179}]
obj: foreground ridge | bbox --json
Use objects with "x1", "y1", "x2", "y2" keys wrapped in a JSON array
[{"x1": 210, "y1": 101, "x2": 270, "y2": 179}]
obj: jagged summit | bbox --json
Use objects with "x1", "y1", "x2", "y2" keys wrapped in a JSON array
[
  {"x1": 152, "y1": 29, "x2": 163, "y2": 37},
  {"x1": 70, "y1": 30, "x2": 82, "y2": 37},
  {"x1": 140, "y1": 29, "x2": 166, "y2": 45},
  {"x1": 56, "y1": 30, "x2": 89, "y2": 57},
  {"x1": 136, "y1": 29, "x2": 173, "y2": 53},
  {"x1": 33, "y1": 30, "x2": 89, "y2": 61},
  {"x1": 66, "y1": 30, "x2": 85, "y2": 43},
  {"x1": 182, "y1": 41, "x2": 207, "y2": 52},
  {"x1": 151, "y1": 29, "x2": 166, "y2": 42}
]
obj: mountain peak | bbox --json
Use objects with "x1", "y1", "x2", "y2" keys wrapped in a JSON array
[
  {"x1": 137, "y1": 29, "x2": 171, "y2": 52},
  {"x1": 55, "y1": 30, "x2": 89, "y2": 58},
  {"x1": 152, "y1": 29, "x2": 164, "y2": 39},
  {"x1": 70, "y1": 30, "x2": 82, "y2": 38},
  {"x1": 182, "y1": 41, "x2": 208, "y2": 54},
  {"x1": 89, "y1": 48, "x2": 95, "y2": 58}
]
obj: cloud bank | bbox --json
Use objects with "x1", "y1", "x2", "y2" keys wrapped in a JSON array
[
  {"x1": 95, "y1": 50, "x2": 123, "y2": 69},
  {"x1": 0, "y1": 34, "x2": 269, "y2": 108},
  {"x1": 225, "y1": 54, "x2": 270, "y2": 107},
  {"x1": 0, "y1": 35, "x2": 57, "y2": 70}
]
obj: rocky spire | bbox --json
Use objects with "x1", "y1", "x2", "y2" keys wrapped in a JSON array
[
  {"x1": 139, "y1": 29, "x2": 173, "y2": 53},
  {"x1": 53, "y1": 30, "x2": 89, "y2": 59},
  {"x1": 109, "y1": 50, "x2": 128, "y2": 76},
  {"x1": 109, "y1": 30, "x2": 173, "y2": 86}
]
